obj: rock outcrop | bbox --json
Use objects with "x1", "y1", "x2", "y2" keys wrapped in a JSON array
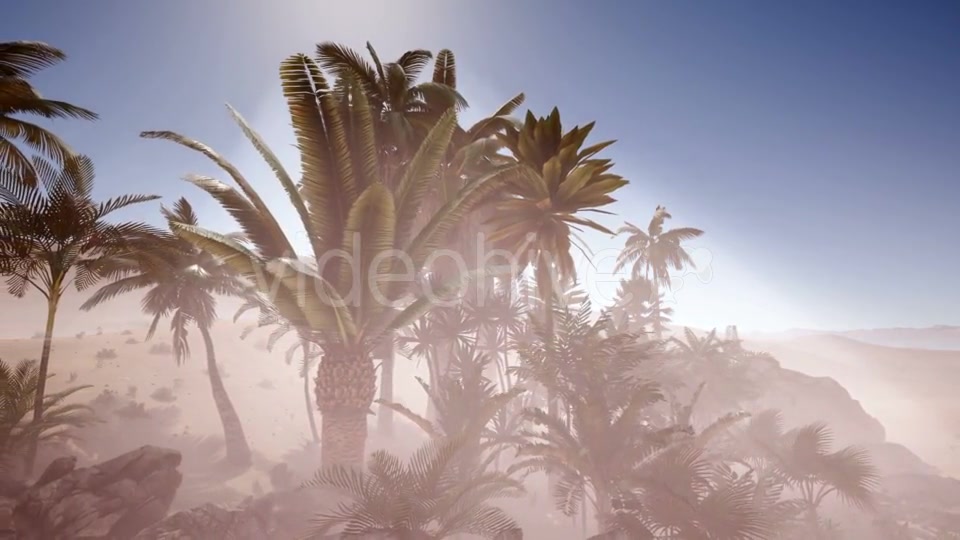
[
  {"x1": 745, "y1": 351, "x2": 888, "y2": 446},
  {"x1": 134, "y1": 488, "x2": 323, "y2": 539},
  {"x1": 12, "y1": 445, "x2": 182, "y2": 540}
]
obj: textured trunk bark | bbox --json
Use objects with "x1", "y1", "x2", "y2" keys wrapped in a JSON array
[
  {"x1": 26, "y1": 294, "x2": 59, "y2": 475},
  {"x1": 321, "y1": 408, "x2": 369, "y2": 468},
  {"x1": 315, "y1": 352, "x2": 377, "y2": 467},
  {"x1": 200, "y1": 325, "x2": 252, "y2": 468}
]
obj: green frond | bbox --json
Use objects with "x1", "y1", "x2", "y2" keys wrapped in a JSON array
[
  {"x1": 432, "y1": 49, "x2": 457, "y2": 88},
  {"x1": 140, "y1": 130, "x2": 292, "y2": 256},
  {"x1": 394, "y1": 108, "x2": 457, "y2": 247}
]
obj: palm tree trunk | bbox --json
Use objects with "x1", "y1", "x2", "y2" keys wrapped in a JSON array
[
  {"x1": 377, "y1": 335, "x2": 395, "y2": 438},
  {"x1": 25, "y1": 294, "x2": 60, "y2": 475},
  {"x1": 648, "y1": 264, "x2": 663, "y2": 339},
  {"x1": 427, "y1": 341, "x2": 455, "y2": 422},
  {"x1": 538, "y1": 262, "x2": 559, "y2": 492},
  {"x1": 594, "y1": 486, "x2": 612, "y2": 535},
  {"x1": 199, "y1": 325, "x2": 252, "y2": 468},
  {"x1": 315, "y1": 352, "x2": 377, "y2": 467},
  {"x1": 302, "y1": 345, "x2": 320, "y2": 444}
]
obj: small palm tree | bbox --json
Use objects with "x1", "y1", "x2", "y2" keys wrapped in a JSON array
[
  {"x1": 509, "y1": 301, "x2": 671, "y2": 534},
  {"x1": 0, "y1": 155, "x2": 158, "y2": 471},
  {"x1": 667, "y1": 328, "x2": 759, "y2": 422},
  {"x1": 615, "y1": 206, "x2": 703, "y2": 338},
  {"x1": 377, "y1": 345, "x2": 524, "y2": 471},
  {"x1": 730, "y1": 410, "x2": 879, "y2": 538},
  {"x1": 610, "y1": 447, "x2": 801, "y2": 539},
  {"x1": 304, "y1": 436, "x2": 524, "y2": 539},
  {"x1": 0, "y1": 41, "x2": 97, "y2": 186},
  {"x1": 81, "y1": 198, "x2": 252, "y2": 468},
  {"x1": 0, "y1": 358, "x2": 93, "y2": 477}
]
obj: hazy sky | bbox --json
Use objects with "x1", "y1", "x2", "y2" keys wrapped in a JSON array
[{"x1": 2, "y1": 0, "x2": 958, "y2": 333}]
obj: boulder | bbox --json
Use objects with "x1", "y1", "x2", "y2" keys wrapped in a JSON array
[{"x1": 13, "y1": 445, "x2": 182, "y2": 540}]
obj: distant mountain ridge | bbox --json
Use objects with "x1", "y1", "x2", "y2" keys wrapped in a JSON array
[{"x1": 745, "y1": 325, "x2": 960, "y2": 351}]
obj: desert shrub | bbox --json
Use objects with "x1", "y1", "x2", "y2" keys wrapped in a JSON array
[
  {"x1": 114, "y1": 401, "x2": 150, "y2": 419},
  {"x1": 121, "y1": 329, "x2": 133, "y2": 336},
  {"x1": 125, "y1": 338, "x2": 138, "y2": 345},
  {"x1": 95, "y1": 348, "x2": 117, "y2": 361},
  {"x1": 150, "y1": 386, "x2": 177, "y2": 403},
  {"x1": 257, "y1": 379, "x2": 274, "y2": 390},
  {"x1": 31, "y1": 331, "x2": 43, "y2": 339},
  {"x1": 149, "y1": 342, "x2": 172, "y2": 355},
  {"x1": 75, "y1": 331, "x2": 85, "y2": 340},
  {"x1": 126, "y1": 385, "x2": 138, "y2": 399}
]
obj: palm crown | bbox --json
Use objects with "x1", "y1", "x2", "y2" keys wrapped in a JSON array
[{"x1": 0, "y1": 41, "x2": 97, "y2": 186}]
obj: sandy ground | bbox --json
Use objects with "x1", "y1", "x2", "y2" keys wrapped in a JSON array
[
  {"x1": 2, "y1": 314, "x2": 957, "y2": 485},
  {"x1": 0, "y1": 321, "x2": 432, "y2": 463}
]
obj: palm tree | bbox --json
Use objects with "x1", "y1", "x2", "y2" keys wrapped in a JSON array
[
  {"x1": 609, "y1": 276, "x2": 657, "y2": 333},
  {"x1": 615, "y1": 206, "x2": 703, "y2": 338},
  {"x1": 0, "y1": 358, "x2": 93, "y2": 478},
  {"x1": 304, "y1": 436, "x2": 524, "y2": 539},
  {"x1": 667, "y1": 328, "x2": 759, "y2": 422},
  {"x1": 487, "y1": 109, "x2": 627, "y2": 488},
  {"x1": 377, "y1": 345, "x2": 524, "y2": 472},
  {"x1": 80, "y1": 198, "x2": 252, "y2": 468},
  {"x1": 314, "y1": 45, "x2": 518, "y2": 436},
  {"x1": 0, "y1": 155, "x2": 158, "y2": 471},
  {"x1": 490, "y1": 108, "x2": 627, "y2": 313},
  {"x1": 728, "y1": 410, "x2": 879, "y2": 539},
  {"x1": 609, "y1": 448, "x2": 799, "y2": 539},
  {"x1": 509, "y1": 300, "x2": 671, "y2": 534},
  {"x1": 0, "y1": 41, "x2": 97, "y2": 186},
  {"x1": 140, "y1": 53, "x2": 522, "y2": 466}
]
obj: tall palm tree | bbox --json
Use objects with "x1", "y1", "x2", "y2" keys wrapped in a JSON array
[
  {"x1": 304, "y1": 436, "x2": 524, "y2": 539},
  {"x1": 490, "y1": 108, "x2": 627, "y2": 311},
  {"x1": 318, "y1": 45, "x2": 527, "y2": 435},
  {"x1": 0, "y1": 41, "x2": 97, "y2": 186},
  {"x1": 0, "y1": 155, "x2": 158, "y2": 471},
  {"x1": 80, "y1": 198, "x2": 253, "y2": 468},
  {"x1": 615, "y1": 206, "x2": 703, "y2": 338},
  {"x1": 140, "y1": 53, "x2": 521, "y2": 466},
  {"x1": 487, "y1": 109, "x2": 627, "y2": 487}
]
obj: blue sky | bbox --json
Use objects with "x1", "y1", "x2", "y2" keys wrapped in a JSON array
[{"x1": 3, "y1": 0, "x2": 958, "y2": 332}]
